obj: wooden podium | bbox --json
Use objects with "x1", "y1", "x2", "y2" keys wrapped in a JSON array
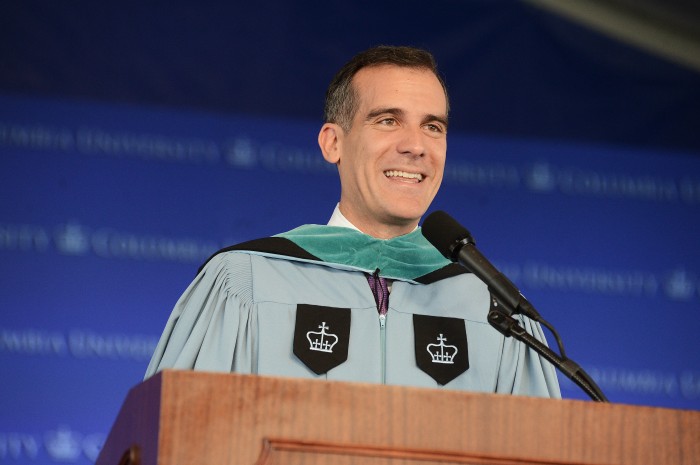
[{"x1": 96, "y1": 370, "x2": 699, "y2": 465}]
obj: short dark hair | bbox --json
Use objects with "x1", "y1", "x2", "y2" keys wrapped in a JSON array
[{"x1": 323, "y1": 45, "x2": 449, "y2": 132}]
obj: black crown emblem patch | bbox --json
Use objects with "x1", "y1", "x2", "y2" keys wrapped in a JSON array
[
  {"x1": 413, "y1": 314, "x2": 469, "y2": 385},
  {"x1": 293, "y1": 304, "x2": 350, "y2": 375}
]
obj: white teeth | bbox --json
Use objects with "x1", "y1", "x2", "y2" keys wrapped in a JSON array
[{"x1": 384, "y1": 170, "x2": 423, "y2": 181}]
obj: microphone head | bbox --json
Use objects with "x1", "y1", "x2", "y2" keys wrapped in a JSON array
[{"x1": 421, "y1": 211, "x2": 474, "y2": 260}]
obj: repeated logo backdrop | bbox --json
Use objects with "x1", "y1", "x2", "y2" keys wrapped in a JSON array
[{"x1": 1, "y1": 93, "x2": 699, "y2": 464}]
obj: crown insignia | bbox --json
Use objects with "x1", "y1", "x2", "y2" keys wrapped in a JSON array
[
  {"x1": 427, "y1": 334, "x2": 458, "y2": 364},
  {"x1": 306, "y1": 322, "x2": 338, "y2": 353},
  {"x1": 54, "y1": 223, "x2": 90, "y2": 256},
  {"x1": 44, "y1": 426, "x2": 82, "y2": 461}
]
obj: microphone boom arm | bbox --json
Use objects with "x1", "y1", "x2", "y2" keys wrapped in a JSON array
[
  {"x1": 422, "y1": 210, "x2": 609, "y2": 402},
  {"x1": 488, "y1": 304, "x2": 608, "y2": 402}
]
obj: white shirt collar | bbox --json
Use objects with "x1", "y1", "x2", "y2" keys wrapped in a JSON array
[
  {"x1": 327, "y1": 203, "x2": 362, "y2": 232},
  {"x1": 327, "y1": 203, "x2": 420, "y2": 235}
]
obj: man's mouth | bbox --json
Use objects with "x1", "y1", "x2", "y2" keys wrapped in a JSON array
[{"x1": 384, "y1": 170, "x2": 424, "y2": 182}]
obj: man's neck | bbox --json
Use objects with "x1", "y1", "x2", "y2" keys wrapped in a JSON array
[{"x1": 328, "y1": 204, "x2": 418, "y2": 239}]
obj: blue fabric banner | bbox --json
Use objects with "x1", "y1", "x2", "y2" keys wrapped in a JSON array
[{"x1": 1, "y1": 93, "x2": 699, "y2": 463}]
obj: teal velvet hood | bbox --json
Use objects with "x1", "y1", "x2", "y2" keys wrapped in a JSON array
[{"x1": 276, "y1": 224, "x2": 451, "y2": 281}]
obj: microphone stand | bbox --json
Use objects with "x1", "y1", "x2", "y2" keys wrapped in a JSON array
[
  {"x1": 421, "y1": 211, "x2": 608, "y2": 402},
  {"x1": 487, "y1": 303, "x2": 608, "y2": 402}
]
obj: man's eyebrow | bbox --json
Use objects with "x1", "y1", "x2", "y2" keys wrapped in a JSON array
[
  {"x1": 365, "y1": 107, "x2": 405, "y2": 121},
  {"x1": 364, "y1": 107, "x2": 449, "y2": 129}
]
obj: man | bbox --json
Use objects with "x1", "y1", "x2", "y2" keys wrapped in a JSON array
[{"x1": 145, "y1": 46, "x2": 561, "y2": 398}]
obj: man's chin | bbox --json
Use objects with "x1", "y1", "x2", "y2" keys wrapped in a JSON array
[{"x1": 382, "y1": 212, "x2": 424, "y2": 230}]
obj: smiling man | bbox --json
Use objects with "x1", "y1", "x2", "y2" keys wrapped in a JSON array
[
  {"x1": 319, "y1": 61, "x2": 447, "y2": 239},
  {"x1": 145, "y1": 46, "x2": 561, "y2": 398}
]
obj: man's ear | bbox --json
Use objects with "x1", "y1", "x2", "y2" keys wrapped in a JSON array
[{"x1": 318, "y1": 123, "x2": 342, "y2": 164}]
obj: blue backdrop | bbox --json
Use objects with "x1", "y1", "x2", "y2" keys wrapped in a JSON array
[
  {"x1": 2, "y1": 93, "x2": 699, "y2": 463},
  {"x1": 1, "y1": 1, "x2": 700, "y2": 463}
]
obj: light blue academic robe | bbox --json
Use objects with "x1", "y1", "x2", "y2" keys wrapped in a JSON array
[{"x1": 145, "y1": 226, "x2": 561, "y2": 398}]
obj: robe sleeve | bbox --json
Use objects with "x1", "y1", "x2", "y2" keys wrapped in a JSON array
[
  {"x1": 144, "y1": 252, "x2": 257, "y2": 378},
  {"x1": 495, "y1": 315, "x2": 562, "y2": 398}
]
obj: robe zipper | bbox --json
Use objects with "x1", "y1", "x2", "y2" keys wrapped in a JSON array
[
  {"x1": 373, "y1": 268, "x2": 387, "y2": 384},
  {"x1": 379, "y1": 312, "x2": 386, "y2": 384}
]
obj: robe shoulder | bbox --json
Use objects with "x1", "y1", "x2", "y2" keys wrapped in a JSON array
[{"x1": 198, "y1": 236, "x2": 320, "y2": 274}]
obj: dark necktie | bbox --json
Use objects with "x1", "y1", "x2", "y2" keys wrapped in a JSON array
[{"x1": 366, "y1": 272, "x2": 389, "y2": 316}]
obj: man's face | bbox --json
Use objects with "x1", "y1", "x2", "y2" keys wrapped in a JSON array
[{"x1": 321, "y1": 65, "x2": 448, "y2": 238}]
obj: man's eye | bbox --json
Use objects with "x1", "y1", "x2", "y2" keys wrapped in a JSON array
[
  {"x1": 378, "y1": 118, "x2": 397, "y2": 125},
  {"x1": 425, "y1": 123, "x2": 445, "y2": 133}
]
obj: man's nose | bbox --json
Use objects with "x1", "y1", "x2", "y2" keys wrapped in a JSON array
[{"x1": 396, "y1": 126, "x2": 426, "y2": 157}]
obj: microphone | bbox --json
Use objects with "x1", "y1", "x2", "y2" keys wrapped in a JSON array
[
  {"x1": 422, "y1": 210, "x2": 541, "y2": 322},
  {"x1": 422, "y1": 210, "x2": 609, "y2": 402}
]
